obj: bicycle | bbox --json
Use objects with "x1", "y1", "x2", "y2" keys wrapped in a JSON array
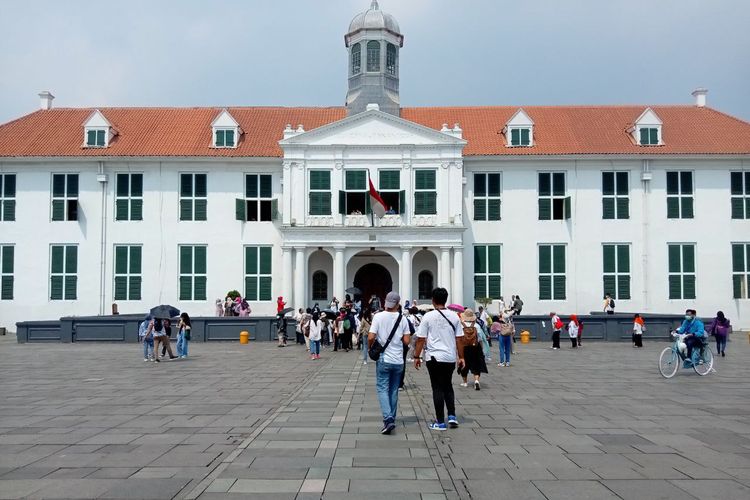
[{"x1": 658, "y1": 331, "x2": 714, "y2": 378}]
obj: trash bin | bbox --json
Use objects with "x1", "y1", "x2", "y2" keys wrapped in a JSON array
[
  {"x1": 520, "y1": 330, "x2": 530, "y2": 344},
  {"x1": 240, "y1": 331, "x2": 249, "y2": 344}
]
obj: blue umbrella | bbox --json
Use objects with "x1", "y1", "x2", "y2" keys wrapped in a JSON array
[{"x1": 150, "y1": 305, "x2": 180, "y2": 319}]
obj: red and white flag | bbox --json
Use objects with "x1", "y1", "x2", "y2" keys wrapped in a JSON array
[{"x1": 368, "y1": 178, "x2": 387, "y2": 218}]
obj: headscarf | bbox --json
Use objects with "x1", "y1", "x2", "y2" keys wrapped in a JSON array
[
  {"x1": 715, "y1": 311, "x2": 729, "y2": 326},
  {"x1": 634, "y1": 315, "x2": 645, "y2": 326},
  {"x1": 570, "y1": 314, "x2": 580, "y2": 327}
]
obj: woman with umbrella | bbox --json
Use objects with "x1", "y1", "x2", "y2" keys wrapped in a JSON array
[{"x1": 149, "y1": 305, "x2": 179, "y2": 361}]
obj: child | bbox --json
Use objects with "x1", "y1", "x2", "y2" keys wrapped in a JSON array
[{"x1": 139, "y1": 316, "x2": 153, "y2": 361}]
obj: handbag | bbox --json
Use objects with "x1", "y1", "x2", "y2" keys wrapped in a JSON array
[{"x1": 368, "y1": 312, "x2": 402, "y2": 362}]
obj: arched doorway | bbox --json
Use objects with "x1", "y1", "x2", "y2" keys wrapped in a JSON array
[{"x1": 353, "y1": 263, "x2": 392, "y2": 306}]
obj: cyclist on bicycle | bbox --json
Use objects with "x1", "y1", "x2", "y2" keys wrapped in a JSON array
[{"x1": 675, "y1": 309, "x2": 706, "y2": 362}]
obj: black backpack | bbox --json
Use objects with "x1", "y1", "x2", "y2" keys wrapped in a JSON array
[{"x1": 609, "y1": 298, "x2": 616, "y2": 309}]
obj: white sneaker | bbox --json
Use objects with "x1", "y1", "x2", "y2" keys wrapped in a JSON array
[
  {"x1": 143, "y1": 358, "x2": 149, "y2": 362},
  {"x1": 459, "y1": 382, "x2": 468, "y2": 387},
  {"x1": 497, "y1": 363, "x2": 503, "y2": 367}
]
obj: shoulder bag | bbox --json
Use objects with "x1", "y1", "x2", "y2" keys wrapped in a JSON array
[{"x1": 368, "y1": 313, "x2": 403, "y2": 362}]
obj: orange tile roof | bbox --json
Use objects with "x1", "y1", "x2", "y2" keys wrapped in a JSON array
[{"x1": 0, "y1": 105, "x2": 749, "y2": 158}]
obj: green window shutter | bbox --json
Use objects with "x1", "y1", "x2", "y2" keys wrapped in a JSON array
[
  {"x1": 129, "y1": 247, "x2": 142, "y2": 274},
  {"x1": 639, "y1": 128, "x2": 648, "y2": 145},
  {"x1": 649, "y1": 128, "x2": 659, "y2": 145},
  {"x1": 511, "y1": 128, "x2": 520, "y2": 146},
  {"x1": 426, "y1": 192, "x2": 437, "y2": 214},
  {"x1": 194, "y1": 174, "x2": 207, "y2": 197},
  {"x1": 180, "y1": 199, "x2": 193, "y2": 221},
  {"x1": 215, "y1": 130, "x2": 225, "y2": 147},
  {"x1": 67, "y1": 175, "x2": 78, "y2": 197},
  {"x1": 617, "y1": 245, "x2": 630, "y2": 273},
  {"x1": 245, "y1": 276, "x2": 258, "y2": 301},
  {"x1": 235, "y1": 198, "x2": 246, "y2": 221},
  {"x1": 414, "y1": 192, "x2": 424, "y2": 215},
  {"x1": 246, "y1": 175, "x2": 258, "y2": 198},
  {"x1": 67, "y1": 200, "x2": 78, "y2": 221},
  {"x1": 618, "y1": 275, "x2": 631, "y2": 300},
  {"x1": 51, "y1": 200, "x2": 65, "y2": 221},
  {"x1": 552, "y1": 173, "x2": 565, "y2": 196},
  {"x1": 194, "y1": 246, "x2": 207, "y2": 274},
  {"x1": 4, "y1": 174, "x2": 15, "y2": 196},
  {"x1": 245, "y1": 246, "x2": 258, "y2": 275},
  {"x1": 616, "y1": 197, "x2": 629, "y2": 219},
  {"x1": 538, "y1": 173, "x2": 551, "y2": 196},
  {"x1": 181, "y1": 173, "x2": 193, "y2": 199},
  {"x1": 538, "y1": 276, "x2": 551, "y2": 300},
  {"x1": 733, "y1": 275, "x2": 744, "y2": 299},
  {"x1": 194, "y1": 276, "x2": 207, "y2": 300},
  {"x1": 345, "y1": 170, "x2": 366, "y2": 190},
  {"x1": 564, "y1": 196, "x2": 572, "y2": 219},
  {"x1": 488, "y1": 173, "x2": 501, "y2": 197},
  {"x1": 730, "y1": 172, "x2": 743, "y2": 195},
  {"x1": 1, "y1": 246, "x2": 13, "y2": 273},
  {"x1": 668, "y1": 245, "x2": 681, "y2": 273},
  {"x1": 96, "y1": 130, "x2": 105, "y2": 146},
  {"x1": 50, "y1": 276, "x2": 63, "y2": 300},
  {"x1": 225, "y1": 130, "x2": 235, "y2": 147},
  {"x1": 666, "y1": 172, "x2": 679, "y2": 194},
  {"x1": 310, "y1": 171, "x2": 330, "y2": 190},
  {"x1": 398, "y1": 190, "x2": 405, "y2": 214},
  {"x1": 180, "y1": 246, "x2": 193, "y2": 274},
  {"x1": 259, "y1": 175, "x2": 272, "y2": 198},
  {"x1": 668, "y1": 275, "x2": 681, "y2": 299},
  {"x1": 1, "y1": 276, "x2": 13, "y2": 300},
  {"x1": 731, "y1": 198, "x2": 745, "y2": 219},
  {"x1": 338, "y1": 191, "x2": 346, "y2": 215},
  {"x1": 131, "y1": 199, "x2": 143, "y2": 221},
  {"x1": 65, "y1": 246, "x2": 77, "y2": 273},
  {"x1": 116, "y1": 174, "x2": 129, "y2": 197},
  {"x1": 680, "y1": 172, "x2": 693, "y2": 194},
  {"x1": 488, "y1": 199, "x2": 501, "y2": 221},
  {"x1": 746, "y1": 172, "x2": 750, "y2": 194},
  {"x1": 682, "y1": 245, "x2": 695, "y2": 273},
  {"x1": 603, "y1": 245, "x2": 616, "y2": 273},
  {"x1": 488, "y1": 246, "x2": 501, "y2": 274},
  {"x1": 114, "y1": 276, "x2": 127, "y2": 300},
  {"x1": 552, "y1": 246, "x2": 565, "y2": 273},
  {"x1": 115, "y1": 199, "x2": 129, "y2": 221},
  {"x1": 64, "y1": 276, "x2": 77, "y2": 300},
  {"x1": 603, "y1": 275, "x2": 616, "y2": 297},
  {"x1": 474, "y1": 174, "x2": 486, "y2": 196},
  {"x1": 553, "y1": 275, "x2": 566, "y2": 300},
  {"x1": 129, "y1": 276, "x2": 142, "y2": 300},
  {"x1": 271, "y1": 198, "x2": 279, "y2": 220},
  {"x1": 681, "y1": 197, "x2": 694, "y2": 218},
  {"x1": 746, "y1": 198, "x2": 750, "y2": 219},
  {"x1": 683, "y1": 275, "x2": 696, "y2": 300},
  {"x1": 309, "y1": 193, "x2": 319, "y2": 215},
  {"x1": 488, "y1": 276, "x2": 501, "y2": 299},
  {"x1": 473, "y1": 199, "x2": 486, "y2": 220},
  {"x1": 179, "y1": 276, "x2": 192, "y2": 300},
  {"x1": 194, "y1": 199, "x2": 207, "y2": 221},
  {"x1": 520, "y1": 128, "x2": 530, "y2": 146},
  {"x1": 259, "y1": 247, "x2": 272, "y2": 274},
  {"x1": 416, "y1": 170, "x2": 436, "y2": 190},
  {"x1": 115, "y1": 246, "x2": 128, "y2": 274},
  {"x1": 538, "y1": 245, "x2": 551, "y2": 274},
  {"x1": 52, "y1": 174, "x2": 66, "y2": 197},
  {"x1": 732, "y1": 244, "x2": 745, "y2": 272},
  {"x1": 86, "y1": 130, "x2": 96, "y2": 146},
  {"x1": 474, "y1": 246, "x2": 486, "y2": 273},
  {"x1": 51, "y1": 246, "x2": 64, "y2": 273},
  {"x1": 616, "y1": 172, "x2": 629, "y2": 195},
  {"x1": 3, "y1": 200, "x2": 15, "y2": 221},
  {"x1": 259, "y1": 276, "x2": 272, "y2": 301},
  {"x1": 365, "y1": 194, "x2": 372, "y2": 215},
  {"x1": 474, "y1": 276, "x2": 487, "y2": 299},
  {"x1": 666, "y1": 197, "x2": 679, "y2": 219},
  {"x1": 602, "y1": 172, "x2": 614, "y2": 195},
  {"x1": 602, "y1": 198, "x2": 615, "y2": 219},
  {"x1": 131, "y1": 174, "x2": 143, "y2": 197},
  {"x1": 321, "y1": 193, "x2": 331, "y2": 215},
  {"x1": 380, "y1": 170, "x2": 400, "y2": 190},
  {"x1": 538, "y1": 199, "x2": 551, "y2": 220}
]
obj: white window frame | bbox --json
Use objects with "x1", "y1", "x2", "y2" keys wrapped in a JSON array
[
  {"x1": 50, "y1": 244, "x2": 77, "y2": 301},
  {"x1": 178, "y1": 245, "x2": 207, "y2": 301},
  {"x1": 51, "y1": 173, "x2": 78, "y2": 221},
  {"x1": 507, "y1": 126, "x2": 533, "y2": 147},
  {"x1": 732, "y1": 242, "x2": 750, "y2": 299},
  {"x1": 0, "y1": 244, "x2": 13, "y2": 301},
  {"x1": 244, "y1": 173, "x2": 274, "y2": 222},
  {"x1": 213, "y1": 127, "x2": 237, "y2": 148},
  {"x1": 0, "y1": 173, "x2": 16, "y2": 222},
  {"x1": 84, "y1": 127, "x2": 109, "y2": 148},
  {"x1": 668, "y1": 243, "x2": 696, "y2": 300},
  {"x1": 473, "y1": 244, "x2": 502, "y2": 300},
  {"x1": 636, "y1": 125, "x2": 661, "y2": 146},
  {"x1": 114, "y1": 173, "x2": 143, "y2": 222},
  {"x1": 602, "y1": 171, "x2": 630, "y2": 219},
  {"x1": 113, "y1": 245, "x2": 142, "y2": 301},
  {"x1": 538, "y1": 243, "x2": 566, "y2": 301},
  {"x1": 602, "y1": 243, "x2": 631, "y2": 300},
  {"x1": 308, "y1": 169, "x2": 332, "y2": 216},
  {"x1": 473, "y1": 172, "x2": 502, "y2": 221}
]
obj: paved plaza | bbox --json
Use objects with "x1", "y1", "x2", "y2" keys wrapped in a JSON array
[{"x1": 1, "y1": 335, "x2": 750, "y2": 499}]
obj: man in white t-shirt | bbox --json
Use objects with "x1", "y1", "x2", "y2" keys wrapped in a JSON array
[
  {"x1": 414, "y1": 287, "x2": 465, "y2": 431},
  {"x1": 368, "y1": 291, "x2": 411, "y2": 435}
]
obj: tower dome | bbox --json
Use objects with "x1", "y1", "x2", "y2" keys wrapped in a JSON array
[
  {"x1": 347, "y1": 1, "x2": 401, "y2": 36},
  {"x1": 344, "y1": 1, "x2": 404, "y2": 117}
]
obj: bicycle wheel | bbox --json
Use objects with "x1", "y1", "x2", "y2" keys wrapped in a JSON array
[
  {"x1": 693, "y1": 346, "x2": 714, "y2": 376},
  {"x1": 659, "y1": 347, "x2": 679, "y2": 378}
]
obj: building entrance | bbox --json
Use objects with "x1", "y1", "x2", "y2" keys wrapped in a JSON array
[{"x1": 353, "y1": 263, "x2": 393, "y2": 307}]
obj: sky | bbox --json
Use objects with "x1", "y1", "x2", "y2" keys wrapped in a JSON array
[{"x1": 0, "y1": 0, "x2": 749, "y2": 124}]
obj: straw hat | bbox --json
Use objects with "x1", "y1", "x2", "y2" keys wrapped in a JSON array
[{"x1": 461, "y1": 309, "x2": 477, "y2": 322}]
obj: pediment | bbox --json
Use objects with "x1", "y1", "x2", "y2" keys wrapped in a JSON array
[
  {"x1": 634, "y1": 107, "x2": 662, "y2": 126},
  {"x1": 279, "y1": 109, "x2": 467, "y2": 147},
  {"x1": 83, "y1": 110, "x2": 112, "y2": 128},
  {"x1": 506, "y1": 108, "x2": 534, "y2": 126}
]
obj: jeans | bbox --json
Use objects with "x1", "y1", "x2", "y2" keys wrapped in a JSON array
[
  {"x1": 363, "y1": 337, "x2": 369, "y2": 361},
  {"x1": 426, "y1": 359, "x2": 456, "y2": 424},
  {"x1": 310, "y1": 340, "x2": 321, "y2": 356},
  {"x1": 176, "y1": 332, "x2": 188, "y2": 357},
  {"x1": 375, "y1": 361, "x2": 404, "y2": 424},
  {"x1": 499, "y1": 335, "x2": 511, "y2": 364},
  {"x1": 715, "y1": 335, "x2": 727, "y2": 354},
  {"x1": 142, "y1": 337, "x2": 153, "y2": 359}
]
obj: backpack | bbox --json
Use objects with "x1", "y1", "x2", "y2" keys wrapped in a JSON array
[
  {"x1": 343, "y1": 318, "x2": 351, "y2": 330},
  {"x1": 609, "y1": 298, "x2": 616, "y2": 309},
  {"x1": 462, "y1": 321, "x2": 478, "y2": 346}
]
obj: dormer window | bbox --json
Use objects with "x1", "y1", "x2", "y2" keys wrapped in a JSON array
[
  {"x1": 211, "y1": 109, "x2": 240, "y2": 149},
  {"x1": 82, "y1": 110, "x2": 113, "y2": 148},
  {"x1": 633, "y1": 108, "x2": 663, "y2": 146},
  {"x1": 505, "y1": 108, "x2": 534, "y2": 147}
]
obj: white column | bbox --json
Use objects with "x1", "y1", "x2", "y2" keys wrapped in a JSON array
[
  {"x1": 282, "y1": 247, "x2": 293, "y2": 305},
  {"x1": 401, "y1": 246, "x2": 412, "y2": 302},
  {"x1": 294, "y1": 247, "x2": 306, "y2": 309},
  {"x1": 452, "y1": 246, "x2": 464, "y2": 306},
  {"x1": 333, "y1": 246, "x2": 345, "y2": 302},
  {"x1": 440, "y1": 246, "x2": 451, "y2": 293}
]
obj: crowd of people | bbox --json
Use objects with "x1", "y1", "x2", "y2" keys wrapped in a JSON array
[{"x1": 138, "y1": 312, "x2": 192, "y2": 362}]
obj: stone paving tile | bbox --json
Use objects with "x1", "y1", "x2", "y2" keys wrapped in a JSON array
[
  {"x1": 603, "y1": 479, "x2": 699, "y2": 499},
  {"x1": 533, "y1": 479, "x2": 620, "y2": 500}
]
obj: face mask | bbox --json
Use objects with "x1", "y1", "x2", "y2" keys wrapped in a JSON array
[{"x1": 685, "y1": 315, "x2": 693, "y2": 321}]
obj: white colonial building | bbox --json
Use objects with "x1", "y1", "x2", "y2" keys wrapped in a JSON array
[{"x1": 1, "y1": 1, "x2": 749, "y2": 331}]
